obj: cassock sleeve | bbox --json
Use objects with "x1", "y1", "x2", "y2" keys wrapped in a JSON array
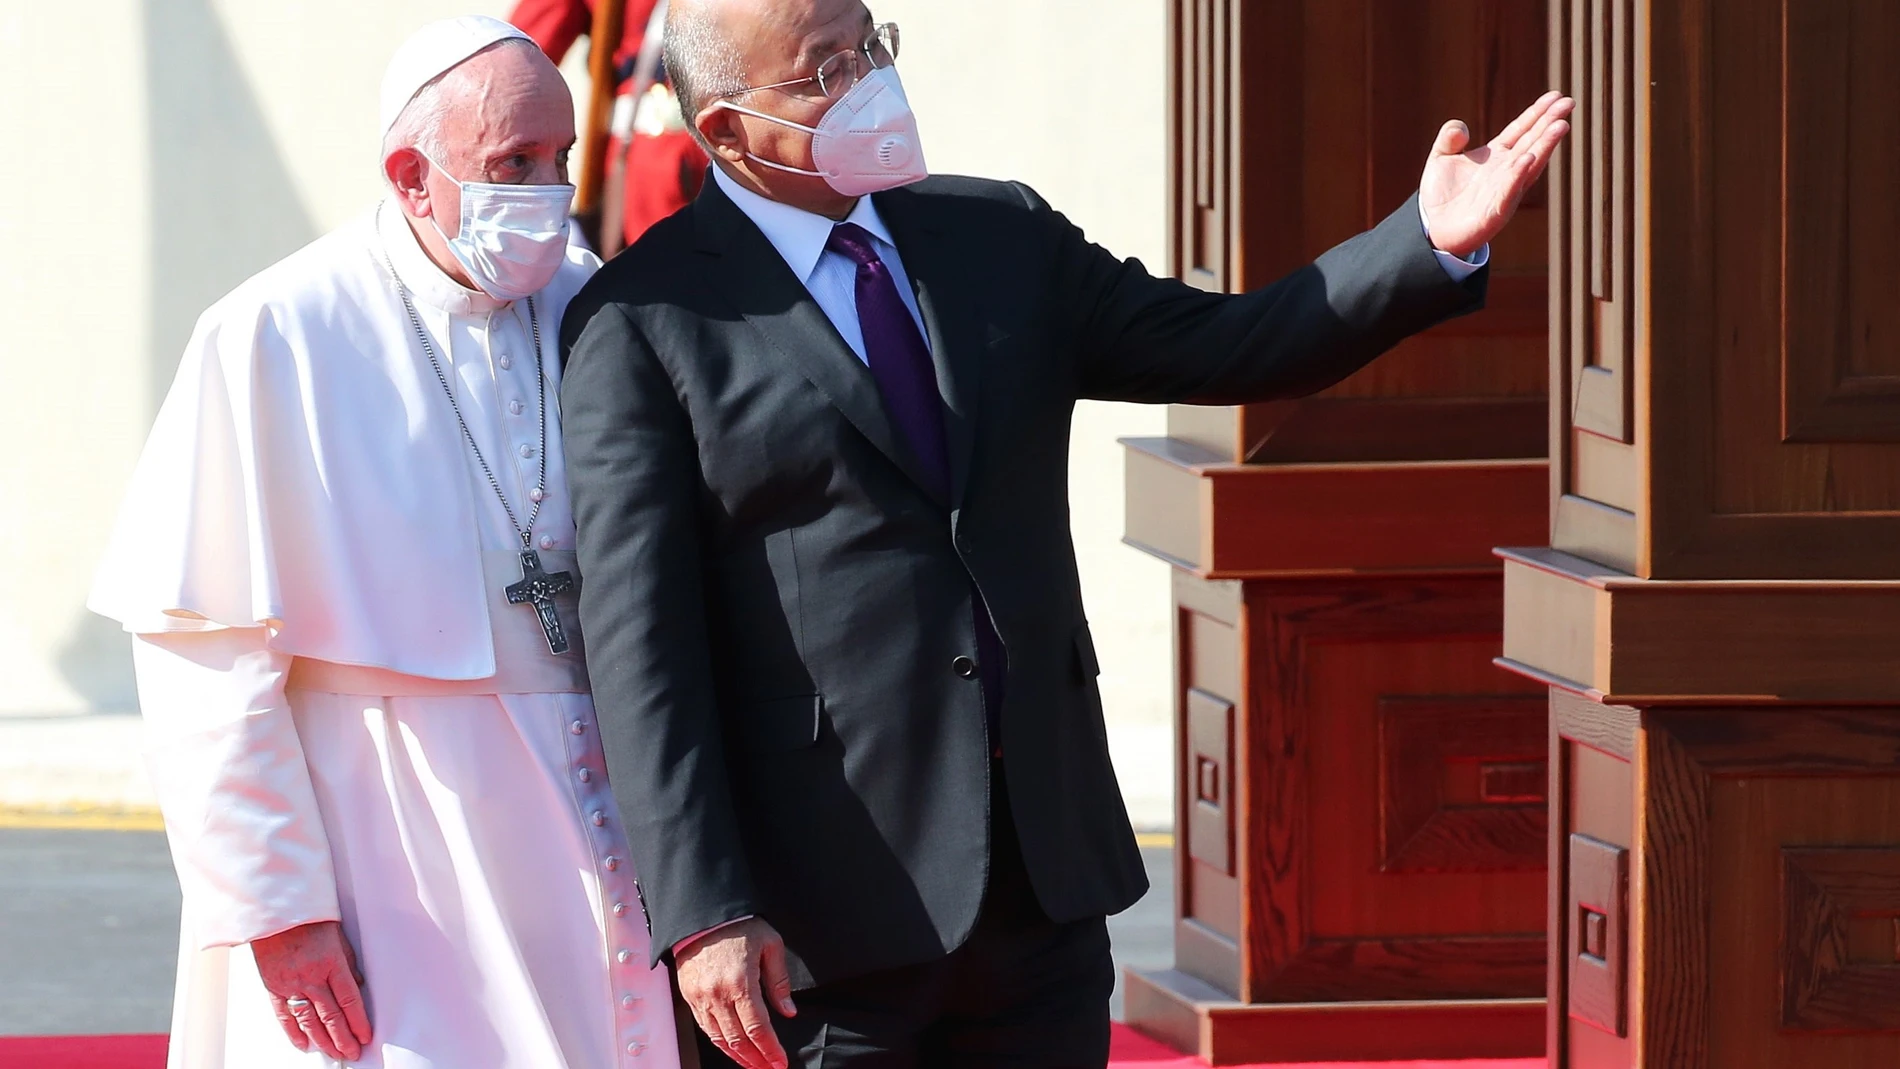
[
  {"x1": 133, "y1": 629, "x2": 341, "y2": 950},
  {"x1": 1025, "y1": 182, "x2": 1490, "y2": 404}
]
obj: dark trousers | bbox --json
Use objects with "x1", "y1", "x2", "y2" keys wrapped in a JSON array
[{"x1": 696, "y1": 765, "x2": 1115, "y2": 1068}]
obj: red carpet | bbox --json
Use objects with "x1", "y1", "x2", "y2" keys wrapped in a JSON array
[{"x1": 0, "y1": 1029, "x2": 1545, "y2": 1068}]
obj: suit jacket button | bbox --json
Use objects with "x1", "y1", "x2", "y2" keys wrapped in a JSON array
[{"x1": 952, "y1": 656, "x2": 978, "y2": 679}]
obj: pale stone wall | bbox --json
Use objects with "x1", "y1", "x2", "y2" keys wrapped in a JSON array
[{"x1": 0, "y1": 0, "x2": 1176, "y2": 827}]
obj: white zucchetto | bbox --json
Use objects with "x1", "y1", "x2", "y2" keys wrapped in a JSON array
[{"x1": 379, "y1": 15, "x2": 533, "y2": 136}]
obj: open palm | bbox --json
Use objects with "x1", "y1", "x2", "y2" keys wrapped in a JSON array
[{"x1": 1420, "y1": 90, "x2": 1574, "y2": 258}]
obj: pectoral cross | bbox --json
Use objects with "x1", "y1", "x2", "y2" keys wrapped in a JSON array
[{"x1": 506, "y1": 548, "x2": 575, "y2": 655}]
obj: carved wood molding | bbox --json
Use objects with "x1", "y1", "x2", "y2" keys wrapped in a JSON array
[
  {"x1": 1243, "y1": 574, "x2": 1545, "y2": 1001},
  {"x1": 1379, "y1": 696, "x2": 1549, "y2": 873},
  {"x1": 1781, "y1": 848, "x2": 1900, "y2": 1032},
  {"x1": 1566, "y1": 834, "x2": 1629, "y2": 1037}
]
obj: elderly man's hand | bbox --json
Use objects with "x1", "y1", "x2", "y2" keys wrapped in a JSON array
[
  {"x1": 676, "y1": 917, "x2": 799, "y2": 1069},
  {"x1": 1419, "y1": 90, "x2": 1575, "y2": 259},
  {"x1": 253, "y1": 920, "x2": 372, "y2": 1062}
]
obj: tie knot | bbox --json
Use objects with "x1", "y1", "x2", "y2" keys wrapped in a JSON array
[{"x1": 827, "y1": 222, "x2": 882, "y2": 268}]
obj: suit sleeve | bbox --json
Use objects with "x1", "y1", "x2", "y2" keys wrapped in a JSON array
[
  {"x1": 1027, "y1": 183, "x2": 1489, "y2": 404},
  {"x1": 560, "y1": 300, "x2": 760, "y2": 957}
]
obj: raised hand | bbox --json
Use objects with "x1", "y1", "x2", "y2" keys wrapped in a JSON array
[
  {"x1": 253, "y1": 920, "x2": 373, "y2": 1062},
  {"x1": 1419, "y1": 90, "x2": 1574, "y2": 258}
]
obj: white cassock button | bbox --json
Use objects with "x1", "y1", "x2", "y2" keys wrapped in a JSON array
[
  {"x1": 577, "y1": 767, "x2": 592, "y2": 783},
  {"x1": 570, "y1": 719, "x2": 585, "y2": 735},
  {"x1": 530, "y1": 487, "x2": 547, "y2": 503},
  {"x1": 612, "y1": 901, "x2": 629, "y2": 917},
  {"x1": 509, "y1": 400, "x2": 524, "y2": 416},
  {"x1": 499, "y1": 354, "x2": 513, "y2": 370},
  {"x1": 519, "y1": 444, "x2": 535, "y2": 459},
  {"x1": 605, "y1": 856, "x2": 621, "y2": 871},
  {"x1": 617, "y1": 949, "x2": 633, "y2": 963},
  {"x1": 592, "y1": 810, "x2": 607, "y2": 826},
  {"x1": 539, "y1": 535, "x2": 557, "y2": 551},
  {"x1": 627, "y1": 1041, "x2": 645, "y2": 1056},
  {"x1": 621, "y1": 993, "x2": 642, "y2": 1008}
]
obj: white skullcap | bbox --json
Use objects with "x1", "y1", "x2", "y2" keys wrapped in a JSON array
[{"x1": 379, "y1": 15, "x2": 532, "y2": 136}]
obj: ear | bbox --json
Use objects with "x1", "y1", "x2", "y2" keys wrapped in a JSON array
[
  {"x1": 695, "y1": 103, "x2": 747, "y2": 165},
  {"x1": 383, "y1": 147, "x2": 433, "y2": 217}
]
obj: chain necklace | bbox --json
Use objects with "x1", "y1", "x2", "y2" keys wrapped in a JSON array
[{"x1": 377, "y1": 215, "x2": 575, "y2": 655}]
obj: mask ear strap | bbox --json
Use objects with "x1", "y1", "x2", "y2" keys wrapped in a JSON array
[
  {"x1": 745, "y1": 153, "x2": 826, "y2": 179},
  {"x1": 713, "y1": 100, "x2": 821, "y2": 135}
]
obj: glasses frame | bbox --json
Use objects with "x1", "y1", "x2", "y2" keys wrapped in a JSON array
[{"x1": 719, "y1": 22, "x2": 899, "y2": 102}]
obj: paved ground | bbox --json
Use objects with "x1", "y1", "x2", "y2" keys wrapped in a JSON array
[{"x1": 0, "y1": 829, "x2": 1174, "y2": 1037}]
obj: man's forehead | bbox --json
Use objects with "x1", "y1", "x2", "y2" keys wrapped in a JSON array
[{"x1": 730, "y1": 0, "x2": 868, "y2": 63}]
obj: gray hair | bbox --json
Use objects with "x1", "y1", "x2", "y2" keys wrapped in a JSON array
[
  {"x1": 664, "y1": 3, "x2": 747, "y2": 149},
  {"x1": 381, "y1": 38, "x2": 538, "y2": 168}
]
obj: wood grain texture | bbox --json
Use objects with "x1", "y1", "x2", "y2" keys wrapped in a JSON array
[
  {"x1": 1634, "y1": 719, "x2": 1710, "y2": 1069},
  {"x1": 1703, "y1": 757, "x2": 1900, "y2": 1066},
  {"x1": 1498, "y1": 549, "x2": 1900, "y2": 702},
  {"x1": 1552, "y1": 688, "x2": 1639, "y2": 761},
  {"x1": 1162, "y1": 0, "x2": 1549, "y2": 468},
  {"x1": 1256, "y1": 936, "x2": 1545, "y2": 1002},
  {"x1": 1124, "y1": 967, "x2": 1545, "y2": 1066},
  {"x1": 1781, "y1": 848, "x2": 1900, "y2": 1032},
  {"x1": 1122, "y1": 439, "x2": 1549, "y2": 577},
  {"x1": 1643, "y1": 0, "x2": 1900, "y2": 579},
  {"x1": 1380, "y1": 697, "x2": 1550, "y2": 873},
  {"x1": 1246, "y1": 576, "x2": 1546, "y2": 1002}
]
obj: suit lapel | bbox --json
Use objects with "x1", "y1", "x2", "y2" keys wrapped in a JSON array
[
  {"x1": 693, "y1": 179, "x2": 949, "y2": 507},
  {"x1": 874, "y1": 187, "x2": 986, "y2": 510}
]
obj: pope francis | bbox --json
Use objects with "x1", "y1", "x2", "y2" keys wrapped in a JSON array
[{"x1": 89, "y1": 16, "x2": 680, "y2": 1069}]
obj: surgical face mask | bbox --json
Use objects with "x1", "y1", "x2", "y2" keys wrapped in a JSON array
[
  {"x1": 716, "y1": 67, "x2": 927, "y2": 197},
  {"x1": 422, "y1": 153, "x2": 575, "y2": 301}
]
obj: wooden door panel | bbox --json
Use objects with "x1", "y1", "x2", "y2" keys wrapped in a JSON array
[
  {"x1": 1167, "y1": 0, "x2": 1550, "y2": 464},
  {"x1": 1549, "y1": 0, "x2": 1640, "y2": 573},
  {"x1": 1644, "y1": 0, "x2": 1900, "y2": 577},
  {"x1": 1781, "y1": 0, "x2": 1900, "y2": 444}
]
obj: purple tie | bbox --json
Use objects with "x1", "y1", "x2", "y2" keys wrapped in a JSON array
[
  {"x1": 827, "y1": 223, "x2": 952, "y2": 498},
  {"x1": 827, "y1": 222, "x2": 1008, "y2": 749}
]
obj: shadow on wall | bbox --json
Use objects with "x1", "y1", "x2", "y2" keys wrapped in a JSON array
[
  {"x1": 141, "y1": 0, "x2": 318, "y2": 416},
  {"x1": 58, "y1": 0, "x2": 322, "y2": 710}
]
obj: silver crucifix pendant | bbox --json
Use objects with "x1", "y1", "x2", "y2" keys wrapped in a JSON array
[{"x1": 505, "y1": 548, "x2": 576, "y2": 655}]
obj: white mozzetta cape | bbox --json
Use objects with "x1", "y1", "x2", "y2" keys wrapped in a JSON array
[{"x1": 90, "y1": 206, "x2": 599, "y2": 679}]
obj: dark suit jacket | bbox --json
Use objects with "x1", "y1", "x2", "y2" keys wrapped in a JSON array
[{"x1": 558, "y1": 173, "x2": 1486, "y2": 988}]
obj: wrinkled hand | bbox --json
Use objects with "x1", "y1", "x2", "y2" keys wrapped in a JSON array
[
  {"x1": 676, "y1": 917, "x2": 798, "y2": 1069},
  {"x1": 253, "y1": 920, "x2": 372, "y2": 1063},
  {"x1": 1419, "y1": 90, "x2": 1575, "y2": 258}
]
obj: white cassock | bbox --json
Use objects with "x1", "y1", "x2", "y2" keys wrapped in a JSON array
[{"x1": 89, "y1": 202, "x2": 680, "y2": 1069}]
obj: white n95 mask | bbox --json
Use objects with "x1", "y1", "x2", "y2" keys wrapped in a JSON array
[
  {"x1": 423, "y1": 154, "x2": 575, "y2": 301},
  {"x1": 717, "y1": 67, "x2": 928, "y2": 197}
]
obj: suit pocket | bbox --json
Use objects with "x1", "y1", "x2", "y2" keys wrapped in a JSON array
[
  {"x1": 1074, "y1": 624, "x2": 1102, "y2": 680},
  {"x1": 732, "y1": 695, "x2": 823, "y2": 753}
]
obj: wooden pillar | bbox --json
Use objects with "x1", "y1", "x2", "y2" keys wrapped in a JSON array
[
  {"x1": 1120, "y1": 2, "x2": 1556, "y2": 1062},
  {"x1": 1502, "y1": 0, "x2": 1900, "y2": 1066}
]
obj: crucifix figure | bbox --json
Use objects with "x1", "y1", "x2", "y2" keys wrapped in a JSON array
[{"x1": 506, "y1": 548, "x2": 575, "y2": 655}]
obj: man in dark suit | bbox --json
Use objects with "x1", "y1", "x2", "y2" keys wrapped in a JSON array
[{"x1": 560, "y1": 0, "x2": 1571, "y2": 1065}]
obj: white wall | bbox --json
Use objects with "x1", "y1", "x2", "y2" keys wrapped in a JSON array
[{"x1": 1, "y1": 0, "x2": 1176, "y2": 825}]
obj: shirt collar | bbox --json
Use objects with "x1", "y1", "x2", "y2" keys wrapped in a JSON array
[
  {"x1": 376, "y1": 199, "x2": 508, "y2": 317},
  {"x1": 711, "y1": 166, "x2": 899, "y2": 283}
]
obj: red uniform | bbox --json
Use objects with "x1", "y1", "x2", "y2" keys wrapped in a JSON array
[{"x1": 510, "y1": 0, "x2": 707, "y2": 247}]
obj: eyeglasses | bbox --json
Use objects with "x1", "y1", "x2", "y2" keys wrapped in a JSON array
[{"x1": 721, "y1": 22, "x2": 900, "y2": 102}]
